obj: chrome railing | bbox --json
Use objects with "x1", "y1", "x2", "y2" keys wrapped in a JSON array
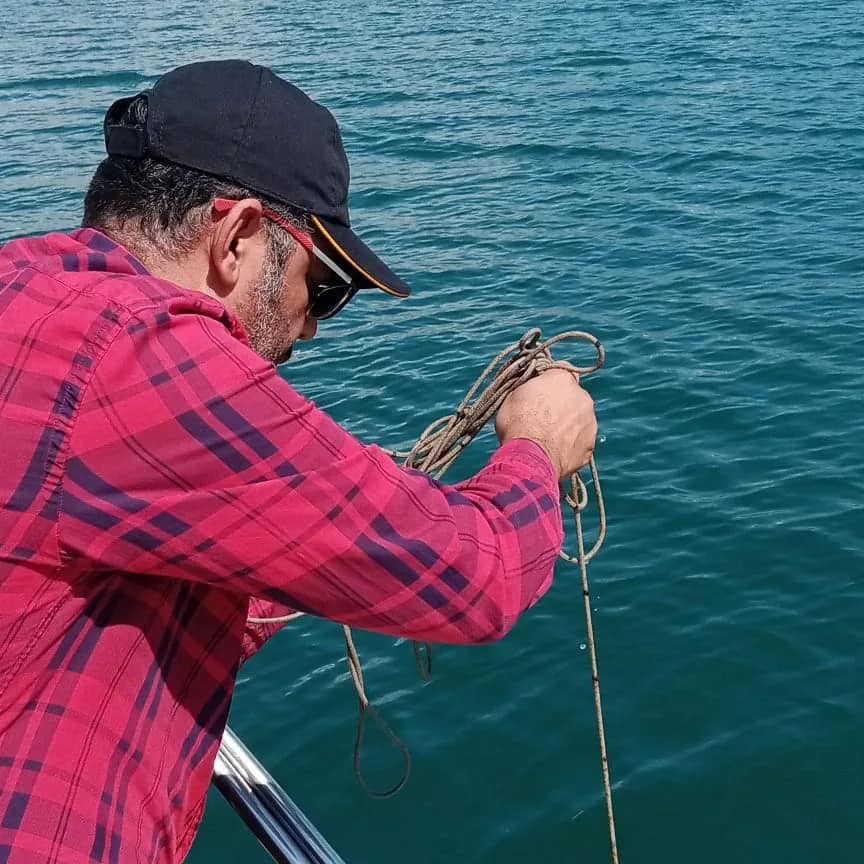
[{"x1": 213, "y1": 725, "x2": 349, "y2": 864}]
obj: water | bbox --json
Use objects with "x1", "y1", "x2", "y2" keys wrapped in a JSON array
[{"x1": 2, "y1": 2, "x2": 863, "y2": 862}]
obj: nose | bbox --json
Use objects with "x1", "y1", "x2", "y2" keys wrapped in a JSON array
[{"x1": 300, "y1": 316, "x2": 318, "y2": 341}]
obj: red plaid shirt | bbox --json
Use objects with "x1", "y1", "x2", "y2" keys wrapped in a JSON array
[{"x1": 0, "y1": 229, "x2": 563, "y2": 864}]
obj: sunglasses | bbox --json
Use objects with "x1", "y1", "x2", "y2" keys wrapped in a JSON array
[{"x1": 213, "y1": 198, "x2": 359, "y2": 320}]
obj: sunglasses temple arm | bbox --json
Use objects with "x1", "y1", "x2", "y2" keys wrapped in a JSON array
[{"x1": 311, "y1": 246, "x2": 353, "y2": 286}]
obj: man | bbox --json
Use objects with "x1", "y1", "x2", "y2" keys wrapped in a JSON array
[{"x1": 0, "y1": 60, "x2": 597, "y2": 863}]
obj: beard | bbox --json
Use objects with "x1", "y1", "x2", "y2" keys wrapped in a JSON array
[{"x1": 240, "y1": 246, "x2": 297, "y2": 366}]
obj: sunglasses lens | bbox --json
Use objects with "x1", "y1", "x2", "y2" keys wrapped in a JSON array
[{"x1": 309, "y1": 283, "x2": 357, "y2": 320}]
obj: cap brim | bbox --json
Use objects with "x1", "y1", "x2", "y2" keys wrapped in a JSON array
[{"x1": 310, "y1": 215, "x2": 411, "y2": 298}]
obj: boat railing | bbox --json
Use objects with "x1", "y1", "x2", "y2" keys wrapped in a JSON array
[{"x1": 213, "y1": 725, "x2": 349, "y2": 864}]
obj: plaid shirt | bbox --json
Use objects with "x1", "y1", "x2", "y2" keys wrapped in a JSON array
[{"x1": 0, "y1": 229, "x2": 564, "y2": 864}]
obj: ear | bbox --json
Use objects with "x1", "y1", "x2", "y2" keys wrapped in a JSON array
[{"x1": 208, "y1": 198, "x2": 266, "y2": 296}]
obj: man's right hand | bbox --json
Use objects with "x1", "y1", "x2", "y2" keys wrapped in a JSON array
[{"x1": 495, "y1": 368, "x2": 598, "y2": 479}]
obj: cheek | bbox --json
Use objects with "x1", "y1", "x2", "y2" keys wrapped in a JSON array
[
  {"x1": 281, "y1": 250, "x2": 312, "y2": 319},
  {"x1": 281, "y1": 278, "x2": 309, "y2": 324},
  {"x1": 239, "y1": 244, "x2": 271, "y2": 295}
]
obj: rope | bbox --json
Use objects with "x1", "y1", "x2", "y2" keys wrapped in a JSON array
[
  {"x1": 574, "y1": 458, "x2": 619, "y2": 864},
  {"x1": 253, "y1": 329, "x2": 619, "y2": 860},
  {"x1": 247, "y1": 611, "x2": 304, "y2": 624}
]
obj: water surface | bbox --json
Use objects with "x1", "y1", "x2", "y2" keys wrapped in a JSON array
[{"x1": 2, "y1": 2, "x2": 862, "y2": 862}]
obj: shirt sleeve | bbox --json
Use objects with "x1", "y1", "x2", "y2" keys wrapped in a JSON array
[
  {"x1": 59, "y1": 298, "x2": 564, "y2": 645},
  {"x1": 236, "y1": 598, "x2": 300, "y2": 663}
]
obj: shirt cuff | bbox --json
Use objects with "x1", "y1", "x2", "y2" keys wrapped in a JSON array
[{"x1": 489, "y1": 438, "x2": 559, "y2": 491}]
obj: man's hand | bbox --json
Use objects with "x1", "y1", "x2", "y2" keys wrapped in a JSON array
[{"x1": 495, "y1": 368, "x2": 598, "y2": 479}]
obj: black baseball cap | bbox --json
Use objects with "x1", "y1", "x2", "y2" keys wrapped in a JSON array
[{"x1": 103, "y1": 60, "x2": 410, "y2": 298}]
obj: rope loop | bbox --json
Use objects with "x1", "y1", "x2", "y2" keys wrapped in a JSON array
[
  {"x1": 519, "y1": 327, "x2": 542, "y2": 351},
  {"x1": 344, "y1": 625, "x2": 413, "y2": 798}
]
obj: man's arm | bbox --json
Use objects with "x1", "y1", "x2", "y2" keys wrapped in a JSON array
[{"x1": 60, "y1": 300, "x2": 564, "y2": 644}]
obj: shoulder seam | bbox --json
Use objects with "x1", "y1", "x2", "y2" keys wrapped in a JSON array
[
  {"x1": 17, "y1": 261, "x2": 170, "y2": 311},
  {"x1": 54, "y1": 302, "x2": 136, "y2": 570}
]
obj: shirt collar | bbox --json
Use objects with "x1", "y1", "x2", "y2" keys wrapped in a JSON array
[{"x1": 68, "y1": 227, "x2": 152, "y2": 276}]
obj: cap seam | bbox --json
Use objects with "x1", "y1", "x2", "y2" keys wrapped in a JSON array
[
  {"x1": 235, "y1": 64, "x2": 265, "y2": 168},
  {"x1": 328, "y1": 126, "x2": 340, "y2": 206},
  {"x1": 147, "y1": 91, "x2": 162, "y2": 153}
]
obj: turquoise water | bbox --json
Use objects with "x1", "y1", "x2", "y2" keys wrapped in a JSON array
[{"x1": 2, "y1": 2, "x2": 863, "y2": 862}]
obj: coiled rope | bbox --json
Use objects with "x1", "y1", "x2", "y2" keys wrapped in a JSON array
[{"x1": 250, "y1": 328, "x2": 618, "y2": 863}]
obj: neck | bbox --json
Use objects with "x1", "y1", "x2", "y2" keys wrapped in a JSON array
[{"x1": 102, "y1": 226, "x2": 215, "y2": 299}]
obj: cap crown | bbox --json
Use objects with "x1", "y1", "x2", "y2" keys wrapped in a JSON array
[{"x1": 106, "y1": 60, "x2": 351, "y2": 225}]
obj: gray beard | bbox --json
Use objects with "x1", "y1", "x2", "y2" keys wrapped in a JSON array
[{"x1": 241, "y1": 254, "x2": 296, "y2": 366}]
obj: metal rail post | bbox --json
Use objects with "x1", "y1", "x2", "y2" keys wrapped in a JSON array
[{"x1": 213, "y1": 725, "x2": 349, "y2": 864}]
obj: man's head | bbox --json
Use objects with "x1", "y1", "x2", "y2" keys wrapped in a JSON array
[{"x1": 83, "y1": 60, "x2": 410, "y2": 364}]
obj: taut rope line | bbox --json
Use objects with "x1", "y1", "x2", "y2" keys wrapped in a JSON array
[{"x1": 249, "y1": 328, "x2": 619, "y2": 862}]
